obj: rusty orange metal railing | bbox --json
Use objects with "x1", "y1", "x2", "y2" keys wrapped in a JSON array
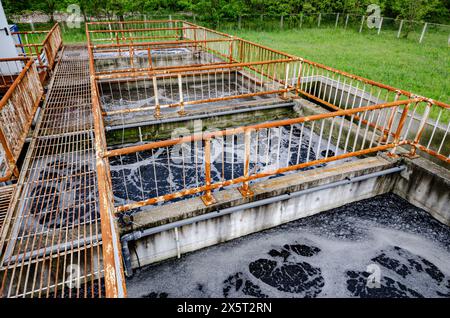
[
  {"x1": 86, "y1": 22, "x2": 300, "y2": 119},
  {"x1": 12, "y1": 23, "x2": 63, "y2": 82},
  {"x1": 87, "y1": 20, "x2": 449, "y2": 171},
  {"x1": 293, "y1": 58, "x2": 450, "y2": 162},
  {"x1": 0, "y1": 57, "x2": 44, "y2": 182},
  {"x1": 103, "y1": 98, "x2": 417, "y2": 213},
  {"x1": 86, "y1": 20, "x2": 233, "y2": 45}
]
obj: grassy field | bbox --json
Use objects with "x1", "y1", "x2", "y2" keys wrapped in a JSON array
[
  {"x1": 18, "y1": 22, "x2": 449, "y2": 117},
  {"x1": 229, "y1": 28, "x2": 449, "y2": 106}
]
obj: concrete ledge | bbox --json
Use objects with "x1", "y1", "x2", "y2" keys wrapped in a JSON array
[{"x1": 394, "y1": 156, "x2": 450, "y2": 226}]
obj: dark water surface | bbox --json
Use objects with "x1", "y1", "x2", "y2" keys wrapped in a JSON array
[{"x1": 126, "y1": 193, "x2": 450, "y2": 298}]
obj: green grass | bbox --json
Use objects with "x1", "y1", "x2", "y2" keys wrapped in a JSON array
[
  {"x1": 229, "y1": 28, "x2": 449, "y2": 106},
  {"x1": 17, "y1": 22, "x2": 449, "y2": 119}
]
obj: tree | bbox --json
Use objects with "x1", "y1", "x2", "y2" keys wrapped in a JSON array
[{"x1": 390, "y1": 0, "x2": 444, "y2": 37}]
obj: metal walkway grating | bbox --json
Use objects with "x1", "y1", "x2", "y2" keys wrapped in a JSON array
[
  {"x1": 0, "y1": 47, "x2": 105, "y2": 298},
  {"x1": 0, "y1": 185, "x2": 15, "y2": 235}
]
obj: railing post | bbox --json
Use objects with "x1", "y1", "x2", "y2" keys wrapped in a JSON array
[
  {"x1": 389, "y1": 102, "x2": 411, "y2": 156},
  {"x1": 296, "y1": 59, "x2": 303, "y2": 96},
  {"x1": 153, "y1": 76, "x2": 161, "y2": 119},
  {"x1": 408, "y1": 101, "x2": 432, "y2": 157},
  {"x1": 281, "y1": 62, "x2": 290, "y2": 99},
  {"x1": 192, "y1": 26, "x2": 197, "y2": 49},
  {"x1": 0, "y1": 128, "x2": 19, "y2": 178},
  {"x1": 238, "y1": 39, "x2": 243, "y2": 62},
  {"x1": 177, "y1": 73, "x2": 186, "y2": 116},
  {"x1": 419, "y1": 22, "x2": 428, "y2": 43},
  {"x1": 129, "y1": 45, "x2": 134, "y2": 69},
  {"x1": 397, "y1": 19, "x2": 404, "y2": 38},
  {"x1": 147, "y1": 47, "x2": 153, "y2": 69},
  {"x1": 229, "y1": 38, "x2": 234, "y2": 63},
  {"x1": 201, "y1": 138, "x2": 217, "y2": 206},
  {"x1": 238, "y1": 129, "x2": 254, "y2": 198},
  {"x1": 381, "y1": 91, "x2": 402, "y2": 143}
]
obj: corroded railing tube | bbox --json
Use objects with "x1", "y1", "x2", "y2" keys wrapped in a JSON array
[
  {"x1": 86, "y1": 24, "x2": 127, "y2": 298},
  {"x1": 177, "y1": 73, "x2": 185, "y2": 115},
  {"x1": 201, "y1": 137, "x2": 216, "y2": 206},
  {"x1": 152, "y1": 76, "x2": 161, "y2": 118},
  {"x1": 238, "y1": 129, "x2": 254, "y2": 197},
  {"x1": 389, "y1": 102, "x2": 411, "y2": 155},
  {"x1": 409, "y1": 101, "x2": 432, "y2": 157},
  {"x1": 381, "y1": 90, "x2": 402, "y2": 143}
]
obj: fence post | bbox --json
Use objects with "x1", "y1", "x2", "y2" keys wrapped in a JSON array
[
  {"x1": 377, "y1": 17, "x2": 383, "y2": 34},
  {"x1": 201, "y1": 138, "x2": 217, "y2": 206},
  {"x1": 238, "y1": 129, "x2": 254, "y2": 198},
  {"x1": 238, "y1": 15, "x2": 242, "y2": 29},
  {"x1": 359, "y1": 15, "x2": 365, "y2": 33},
  {"x1": 345, "y1": 14, "x2": 349, "y2": 29},
  {"x1": 280, "y1": 15, "x2": 284, "y2": 29},
  {"x1": 152, "y1": 76, "x2": 161, "y2": 119},
  {"x1": 335, "y1": 13, "x2": 340, "y2": 28},
  {"x1": 318, "y1": 13, "x2": 321, "y2": 27},
  {"x1": 397, "y1": 19, "x2": 404, "y2": 38},
  {"x1": 419, "y1": 22, "x2": 428, "y2": 43},
  {"x1": 300, "y1": 13, "x2": 303, "y2": 28}
]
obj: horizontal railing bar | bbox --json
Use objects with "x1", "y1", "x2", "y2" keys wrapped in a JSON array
[
  {"x1": 88, "y1": 26, "x2": 200, "y2": 33},
  {"x1": 86, "y1": 19, "x2": 184, "y2": 26},
  {"x1": 11, "y1": 30, "x2": 52, "y2": 35},
  {"x1": 95, "y1": 60, "x2": 239, "y2": 76},
  {"x1": 95, "y1": 57, "x2": 296, "y2": 80},
  {"x1": 91, "y1": 38, "x2": 233, "y2": 49},
  {"x1": 103, "y1": 88, "x2": 289, "y2": 116}
]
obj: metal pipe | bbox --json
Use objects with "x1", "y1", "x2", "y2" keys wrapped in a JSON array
[
  {"x1": 120, "y1": 165, "x2": 406, "y2": 276},
  {"x1": 2, "y1": 235, "x2": 102, "y2": 265}
]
